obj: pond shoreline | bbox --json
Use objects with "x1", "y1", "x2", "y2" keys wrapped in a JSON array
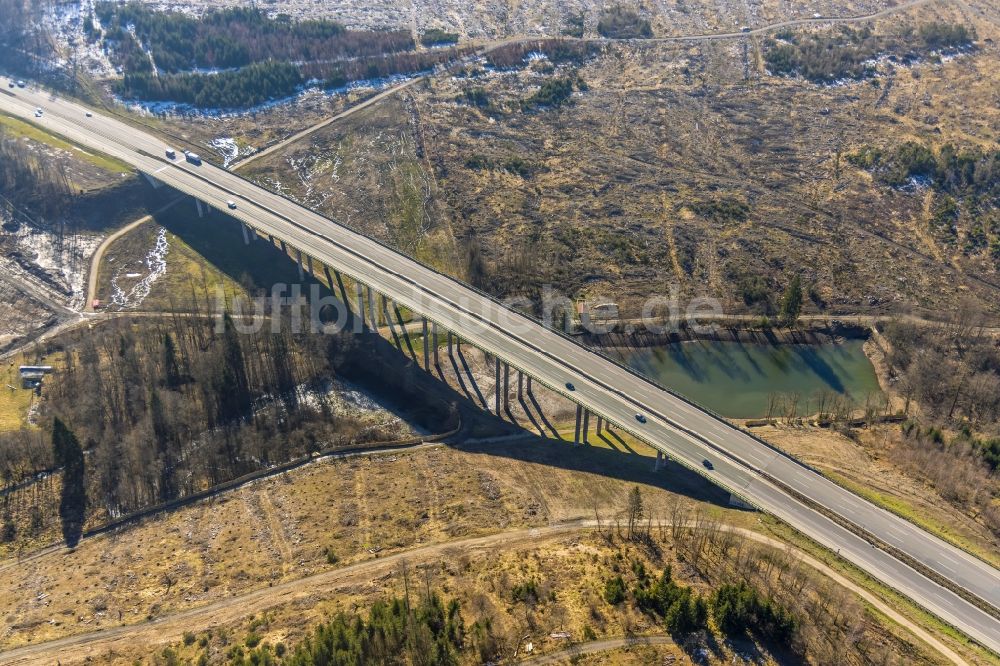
[
  {"x1": 579, "y1": 319, "x2": 870, "y2": 350},
  {"x1": 585, "y1": 321, "x2": 882, "y2": 419}
]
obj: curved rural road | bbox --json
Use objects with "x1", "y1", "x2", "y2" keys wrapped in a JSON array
[
  {"x1": 0, "y1": 521, "x2": 966, "y2": 666},
  {"x1": 83, "y1": 198, "x2": 183, "y2": 311}
]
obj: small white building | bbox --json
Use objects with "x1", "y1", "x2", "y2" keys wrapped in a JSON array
[{"x1": 19, "y1": 365, "x2": 53, "y2": 389}]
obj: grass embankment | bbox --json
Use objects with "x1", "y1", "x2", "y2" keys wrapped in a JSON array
[
  {"x1": 0, "y1": 112, "x2": 132, "y2": 175},
  {"x1": 827, "y1": 470, "x2": 1000, "y2": 571}
]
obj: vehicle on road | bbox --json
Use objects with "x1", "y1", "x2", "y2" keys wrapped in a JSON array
[
  {"x1": 565, "y1": 382, "x2": 575, "y2": 391},
  {"x1": 16, "y1": 80, "x2": 25, "y2": 88},
  {"x1": 85, "y1": 111, "x2": 92, "y2": 117},
  {"x1": 6, "y1": 81, "x2": 13, "y2": 88},
  {"x1": 740, "y1": 26, "x2": 751, "y2": 33},
  {"x1": 34, "y1": 107, "x2": 42, "y2": 117},
  {"x1": 702, "y1": 459, "x2": 714, "y2": 470},
  {"x1": 635, "y1": 413, "x2": 647, "y2": 423},
  {"x1": 184, "y1": 151, "x2": 201, "y2": 165},
  {"x1": 227, "y1": 200, "x2": 237, "y2": 210},
  {"x1": 165, "y1": 148, "x2": 176, "y2": 159}
]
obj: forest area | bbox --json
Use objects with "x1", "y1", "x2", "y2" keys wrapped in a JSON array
[
  {"x1": 91, "y1": 3, "x2": 472, "y2": 109},
  {"x1": 848, "y1": 140, "x2": 1000, "y2": 254},
  {"x1": 876, "y1": 311, "x2": 1000, "y2": 540},
  {"x1": 93, "y1": 3, "x2": 416, "y2": 73},
  {"x1": 0, "y1": 314, "x2": 457, "y2": 550},
  {"x1": 764, "y1": 22, "x2": 975, "y2": 83}
]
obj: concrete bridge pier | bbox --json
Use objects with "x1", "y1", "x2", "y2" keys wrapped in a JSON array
[
  {"x1": 383, "y1": 298, "x2": 410, "y2": 356},
  {"x1": 502, "y1": 363, "x2": 510, "y2": 411},
  {"x1": 318, "y1": 264, "x2": 345, "y2": 324},
  {"x1": 494, "y1": 357, "x2": 502, "y2": 414},
  {"x1": 355, "y1": 282, "x2": 365, "y2": 331},
  {"x1": 296, "y1": 250, "x2": 304, "y2": 281},
  {"x1": 367, "y1": 289, "x2": 378, "y2": 329},
  {"x1": 240, "y1": 223, "x2": 251, "y2": 245},
  {"x1": 574, "y1": 404, "x2": 583, "y2": 444},
  {"x1": 323, "y1": 265, "x2": 335, "y2": 292},
  {"x1": 422, "y1": 319, "x2": 430, "y2": 370},
  {"x1": 141, "y1": 172, "x2": 162, "y2": 189},
  {"x1": 195, "y1": 197, "x2": 206, "y2": 218},
  {"x1": 582, "y1": 409, "x2": 590, "y2": 444},
  {"x1": 306, "y1": 256, "x2": 314, "y2": 279},
  {"x1": 326, "y1": 268, "x2": 353, "y2": 319},
  {"x1": 517, "y1": 371, "x2": 524, "y2": 402},
  {"x1": 595, "y1": 415, "x2": 603, "y2": 435},
  {"x1": 432, "y1": 322, "x2": 439, "y2": 367},
  {"x1": 447, "y1": 331, "x2": 454, "y2": 357},
  {"x1": 654, "y1": 450, "x2": 665, "y2": 471}
]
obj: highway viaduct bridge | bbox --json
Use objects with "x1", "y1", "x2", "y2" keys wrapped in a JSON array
[{"x1": 2, "y1": 83, "x2": 1000, "y2": 655}]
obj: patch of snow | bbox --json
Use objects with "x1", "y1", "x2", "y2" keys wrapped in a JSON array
[
  {"x1": 44, "y1": 0, "x2": 119, "y2": 79},
  {"x1": 208, "y1": 136, "x2": 253, "y2": 168},
  {"x1": 0, "y1": 208, "x2": 102, "y2": 310},
  {"x1": 109, "y1": 227, "x2": 169, "y2": 309}
]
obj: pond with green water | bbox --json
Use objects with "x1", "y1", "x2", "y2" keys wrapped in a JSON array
[{"x1": 617, "y1": 339, "x2": 882, "y2": 419}]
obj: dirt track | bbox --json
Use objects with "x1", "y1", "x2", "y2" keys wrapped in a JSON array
[{"x1": 0, "y1": 521, "x2": 965, "y2": 666}]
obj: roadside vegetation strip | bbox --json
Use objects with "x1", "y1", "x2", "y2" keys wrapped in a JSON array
[
  {"x1": 763, "y1": 462, "x2": 1000, "y2": 630},
  {"x1": 0, "y1": 111, "x2": 132, "y2": 174},
  {"x1": 0, "y1": 521, "x2": 966, "y2": 666},
  {"x1": 827, "y1": 470, "x2": 1000, "y2": 571}
]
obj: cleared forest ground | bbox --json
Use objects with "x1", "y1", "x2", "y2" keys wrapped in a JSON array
[
  {"x1": 0, "y1": 440, "x2": 964, "y2": 665},
  {"x1": 241, "y1": 0, "x2": 1000, "y2": 321}
]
